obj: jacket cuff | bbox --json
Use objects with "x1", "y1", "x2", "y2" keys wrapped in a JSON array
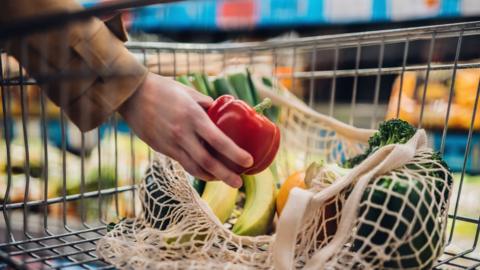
[
  {"x1": 63, "y1": 51, "x2": 147, "y2": 132},
  {"x1": 63, "y1": 18, "x2": 147, "y2": 132}
]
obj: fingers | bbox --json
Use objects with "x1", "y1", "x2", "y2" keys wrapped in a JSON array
[
  {"x1": 178, "y1": 82, "x2": 213, "y2": 108},
  {"x1": 194, "y1": 116, "x2": 253, "y2": 168},
  {"x1": 178, "y1": 134, "x2": 243, "y2": 188},
  {"x1": 174, "y1": 148, "x2": 215, "y2": 181},
  {"x1": 195, "y1": 94, "x2": 214, "y2": 109}
]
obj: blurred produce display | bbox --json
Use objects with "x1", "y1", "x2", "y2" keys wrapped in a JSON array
[
  {"x1": 386, "y1": 67, "x2": 480, "y2": 174},
  {"x1": 0, "y1": 54, "x2": 60, "y2": 118},
  {"x1": 386, "y1": 67, "x2": 480, "y2": 130},
  {"x1": 0, "y1": 123, "x2": 149, "y2": 221}
]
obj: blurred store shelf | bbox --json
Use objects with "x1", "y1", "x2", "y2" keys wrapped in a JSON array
[{"x1": 80, "y1": 0, "x2": 480, "y2": 32}]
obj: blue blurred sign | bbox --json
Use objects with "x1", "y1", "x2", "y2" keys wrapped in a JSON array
[{"x1": 80, "y1": 0, "x2": 480, "y2": 32}]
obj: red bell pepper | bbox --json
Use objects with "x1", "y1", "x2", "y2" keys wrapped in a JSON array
[{"x1": 207, "y1": 95, "x2": 280, "y2": 175}]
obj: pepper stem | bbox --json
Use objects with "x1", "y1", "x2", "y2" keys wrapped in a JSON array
[{"x1": 254, "y1": 98, "x2": 272, "y2": 114}]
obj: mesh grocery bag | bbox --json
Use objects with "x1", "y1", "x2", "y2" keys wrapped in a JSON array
[
  {"x1": 274, "y1": 130, "x2": 452, "y2": 270},
  {"x1": 97, "y1": 77, "x2": 453, "y2": 270}
]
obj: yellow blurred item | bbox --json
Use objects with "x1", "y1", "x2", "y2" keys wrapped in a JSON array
[
  {"x1": 386, "y1": 67, "x2": 480, "y2": 130},
  {"x1": 455, "y1": 68, "x2": 480, "y2": 107}
]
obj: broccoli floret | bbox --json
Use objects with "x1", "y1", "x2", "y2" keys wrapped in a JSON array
[
  {"x1": 343, "y1": 119, "x2": 416, "y2": 168},
  {"x1": 342, "y1": 153, "x2": 368, "y2": 169}
]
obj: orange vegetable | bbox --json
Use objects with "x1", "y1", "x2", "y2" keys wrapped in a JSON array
[{"x1": 276, "y1": 171, "x2": 305, "y2": 216}]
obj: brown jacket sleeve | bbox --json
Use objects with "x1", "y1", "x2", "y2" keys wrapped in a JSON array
[{"x1": 0, "y1": 0, "x2": 148, "y2": 131}]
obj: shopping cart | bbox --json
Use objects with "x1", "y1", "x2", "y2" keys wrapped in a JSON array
[{"x1": 1, "y1": 1, "x2": 480, "y2": 269}]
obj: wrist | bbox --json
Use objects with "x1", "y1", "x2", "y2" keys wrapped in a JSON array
[{"x1": 118, "y1": 72, "x2": 150, "y2": 117}]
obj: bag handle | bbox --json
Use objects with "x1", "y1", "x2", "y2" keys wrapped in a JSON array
[
  {"x1": 273, "y1": 130, "x2": 427, "y2": 270},
  {"x1": 273, "y1": 188, "x2": 314, "y2": 269},
  {"x1": 253, "y1": 76, "x2": 376, "y2": 144},
  {"x1": 304, "y1": 130, "x2": 427, "y2": 269}
]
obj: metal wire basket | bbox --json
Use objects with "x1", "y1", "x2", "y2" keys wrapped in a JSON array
[{"x1": 1, "y1": 1, "x2": 480, "y2": 269}]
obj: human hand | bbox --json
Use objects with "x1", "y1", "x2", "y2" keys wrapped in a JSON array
[{"x1": 119, "y1": 72, "x2": 253, "y2": 188}]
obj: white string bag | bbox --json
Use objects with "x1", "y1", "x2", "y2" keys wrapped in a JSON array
[
  {"x1": 97, "y1": 77, "x2": 453, "y2": 270},
  {"x1": 274, "y1": 130, "x2": 452, "y2": 270}
]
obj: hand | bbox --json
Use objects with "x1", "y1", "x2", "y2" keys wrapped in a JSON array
[{"x1": 119, "y1": 72, "x2": 253, "y2": 188}]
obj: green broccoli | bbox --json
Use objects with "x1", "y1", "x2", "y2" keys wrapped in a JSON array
[
  {"x1": 318, "y1": 119, "x2": 452, "y2": 269},
  {"x1": 351, "y1": 151, "x2": 452, "y2": 269},
  {"x1": 343, "y1": 119, "x2": 416, "y2": 168},
  {"x1": 309, "y1": 152, "x2": 451, "y2": 270}
]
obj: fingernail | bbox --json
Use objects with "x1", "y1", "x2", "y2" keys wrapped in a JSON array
[{"x1": 245, "y1": 156, "x2": 254, "y2": 167}]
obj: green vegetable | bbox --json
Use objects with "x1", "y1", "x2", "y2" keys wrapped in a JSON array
[
  {"x1": 246, "y1": 69, "x2": 259, "y2": 105},
  {"x1": 228, "y1": 73, "x2": 255, "y2": 106},
  {"x1": 322, "y1": 119, "x2": 451, "y2": 269},
  {"x1": 106, "y1": 222, "x2": 116, "y2": 232},
  {"x1": 202, "y1": 74, "x2": 217, "y2": 98},
  {"x1": 176, "y1": 75, "x2": 194, "y2": 87},
  {"x1": 262, "y1": 77, "x2": 273, "y2": 87},
  {"x1": 11, "y1": 164, "x2": 43, "y2": 178},
  {"x1": 352, "y1": 151, "x2": 452, "y2": 270},
  {"x1": 343, "y1": 119, "x2": 416, "y2": 168},
  {"x1": 106, "y1": 217, "x2": 126, "y2": 232},
  {"x1": 192, "y1": 178, "x2": 205, "y2": 195},
  {"x1": 143, "y1": 162, "x2": 181, "y2": 230},
  {"x1": 191, "y1": 73, "x2": 209, "y2": 96},
  {"x1": 311, "y1": 153, "x2": 451, "y2": 269},
  {"x1": 213, "y1": 77, "x2": 237, "y2": 97},
  {"x1": 251, "y1": 73, "x2": 280, "y2": 122}
]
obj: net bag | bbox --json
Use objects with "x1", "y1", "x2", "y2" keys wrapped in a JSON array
[
  {"x1": 274, "y1": 130, "x2": 452, "y2": 270},
  {"x1": 97, "y1": 78, "x2": 453, "y2": 270}
]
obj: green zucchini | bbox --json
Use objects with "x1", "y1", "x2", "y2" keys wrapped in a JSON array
[
  {"x1": 176, "y1": 75, "x2": 194, "y2": 87},
  {"x1": 143, "y1": 162, "x2": 181, "y2": 230},
  {"x1": 191, "y1": 73, "x2": 209, "y2": 96},
  {"x1": 213, "y1": 77, "x2": 238, "y2": 98},
  {"x1": 202, "y1": 74, "x2": 217, "y2": 98},
  {"x1": 228, "y1": 73, "x2": 254, "y2": 106},
  {"x1": 250, "y1": 74, "x2": 280, "y2": 122},
  {"x1": 246, "y1": 69, "x2": 259, "y2": 105},
  {"x1": 262, "y1": 77, "x2": 273, "y2": 87}
]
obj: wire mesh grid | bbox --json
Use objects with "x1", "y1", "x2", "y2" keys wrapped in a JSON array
[{"x1": 1, "y1": 2, "x2": 480, "y2": 269}]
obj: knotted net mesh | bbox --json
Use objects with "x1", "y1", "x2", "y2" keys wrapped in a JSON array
[
  {"x1": 281, "y1": 146, "x2": 452, "y2": 270},
  {"x1": 97, "y1": 82, "x2": 452, "y2": 270},
  {"x1": 326, "y1": 150, "x2": 452, "y2": 270}
]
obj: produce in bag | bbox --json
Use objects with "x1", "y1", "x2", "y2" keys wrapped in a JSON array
[
  {"x1": 179, "y1": 75, "x2": 280, "y2": 234},
  {"x1": 275, "y1": 123, "x2": 452, "y2": 270},
  {"x1": 276, "y1": 170, "x2": 305, "y2": 216},
  {"x1": 232, "y1": 168, "x2": 276, "y2": 236},
  {"x1": 201, "y1": 180, "x2": 238, "y2": 224},
  {"x1": 98, "y1": 77, "x2": 452, "y2": 270}
]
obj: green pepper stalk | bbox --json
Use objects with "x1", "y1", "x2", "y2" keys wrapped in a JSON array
[{"x1": 254, "y1": 98, "x2": 272, "y2": 114}]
